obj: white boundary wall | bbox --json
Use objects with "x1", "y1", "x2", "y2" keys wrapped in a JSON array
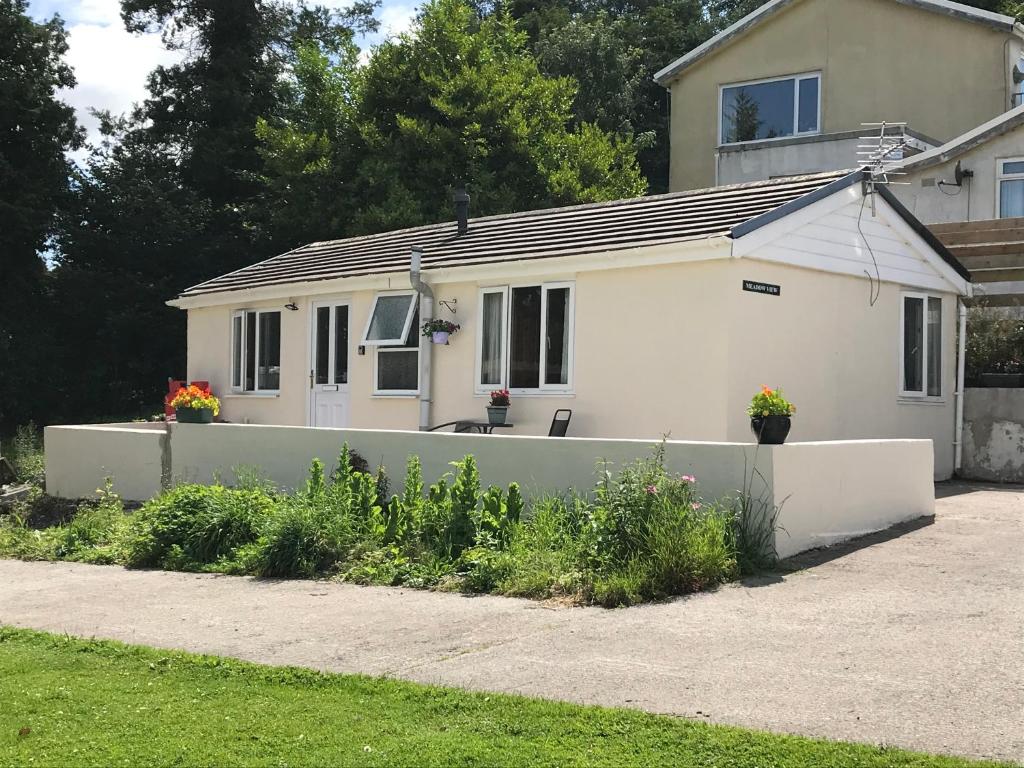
[{"x1": 44, "y1": 423, "x2": 935, "y2": 560}]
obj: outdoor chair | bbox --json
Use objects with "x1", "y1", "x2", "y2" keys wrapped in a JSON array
[{"x1": 548, "y1": 409, "x2": 572, "y2": 437}]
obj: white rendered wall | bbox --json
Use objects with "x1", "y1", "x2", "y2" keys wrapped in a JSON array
[{"x1": 45, "y1": 422, "x2": 935, "y2": 560}]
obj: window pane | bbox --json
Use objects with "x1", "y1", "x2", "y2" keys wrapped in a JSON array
[
  {"x1": 377, "y1": 350, "x2": 418, "y2": 391},
  {"x1": 927, "y1": 297, "x2": 942, "y2": 397},
  {"x1": 510, "y1": 286, "x2": 541, "y2": 389},
  {"x1": 480, "y1": 292, "x2": 504, "y2": 386},
  {"x1": 245, "y1": 311, "x2": 256, "y2": 391},
  {"x1": 365, "y1": 294, "x2": 415, "y2": 343},
  {"x1": 335, "y1": 305, "x2": 349, "y2": 385},
  {"x1": 403, "y1": 308, "x2": 420, "y2": 348},
  {"x1": 1000, "y1": 179, "x2": 1024, "y2": 217},
  {"x1": 258, "y1": 311, "x2": 281, "y2": 391},
  {"x1": 1002, "y1": 160, "x2": 1024, "y2": 175},
  {"x1": 232, "y1": 315, "x2": 243, "y2": 388},
  {"x1": 544, "y1": 287, "x2": 570, "y2": 386},
  {"x1": 903, "y1": 297, "x2": 924, "y2": 393},
  {"x1": 721, "y1": 79, "x2": 795, "y2": 143},
  {"x1": 315, "y1": 307, "x2": 330, "y2": 385},
  {"x1": 797, "y1": 77, "x2": 819, "y2": 133}
]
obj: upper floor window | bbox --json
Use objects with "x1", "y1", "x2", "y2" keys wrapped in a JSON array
[
  {"x1": 477, "y1": 282, "x2": 574, "y2": 394},
  {"x1": 997, "y1": 158, "x2": 1024, "y2": 218},
  {"x1": 720, "y1": 73, "x2": 820, "y2": 145},
  {"x1": 231, "y1": 309, "x2": 281, "y2": 393}
]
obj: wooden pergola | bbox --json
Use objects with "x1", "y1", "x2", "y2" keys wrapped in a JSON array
[{"x1": 929, "y1": 218, "x2": 1024, "y2": 306}]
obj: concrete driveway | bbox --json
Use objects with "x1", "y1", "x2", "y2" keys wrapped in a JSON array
[{"x1": 1, "y1": 483, "x2": 1021, "y2": 762}]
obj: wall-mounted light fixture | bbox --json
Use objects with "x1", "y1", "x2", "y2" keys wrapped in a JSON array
[{"x1": 285, "y1": 302, "x2": 299, "y2": 311}]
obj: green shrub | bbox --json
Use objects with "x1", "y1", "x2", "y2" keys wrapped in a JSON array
[
  {"x1": 53, "y1": 482, "x2": 127, "y2": 563},
  {"x1": 5, "y1": 424, "x2": 45, "y2": 487},
  {"x1": 2, "y1": 442, "x2": 746, "y2": 608},
  {"x1": 123, "y1": 484, "x2": 273, "y2": 569},
  {"x1": 253, "y1": 496, "x2": 349, "y2": 578}
]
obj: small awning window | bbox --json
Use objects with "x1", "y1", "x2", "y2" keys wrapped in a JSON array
[{"x1": 361, "y1": 292, "x2": 418, "y2": 346}]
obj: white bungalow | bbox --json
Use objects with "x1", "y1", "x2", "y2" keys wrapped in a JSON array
[{"x1": 169, "y1": 170, "x2": 972, "y2": 478}]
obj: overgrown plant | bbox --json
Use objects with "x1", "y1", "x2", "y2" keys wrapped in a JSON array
[{"x1": 1, "y1": 444, "x2": 755, "y2": 608}]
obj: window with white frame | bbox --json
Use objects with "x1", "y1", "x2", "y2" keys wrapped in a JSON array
[
  {"x1": 900, "y1": 293, "x2": 942, "y2": 398},
  {"x1": 720, "y1": 73, "x2": 820, "y2": 145},
  {"x1": 477, "y1": 282, "x2": 574, "y2": 393},
  {"x1": 362, "y1": 292, "x2": 420, "y2": 394},
  {"x1": 997, "y1": 158, "x2": 1024, "y2": 218},
  {"x1": 231, "y1": 309, "x2": 282, "y2": 392}
]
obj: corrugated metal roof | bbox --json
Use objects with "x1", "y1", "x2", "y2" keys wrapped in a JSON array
[{"x1": 179, "y1": 170, "x2": 852, "y2": 299}]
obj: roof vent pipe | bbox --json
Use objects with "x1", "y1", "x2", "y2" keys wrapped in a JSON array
[
  {"x1": 410, "y1": 246, "x2": 433, "y2": 431},
  {"x1": 453, "y1": 186, "x2": 470, "y2": 235}
]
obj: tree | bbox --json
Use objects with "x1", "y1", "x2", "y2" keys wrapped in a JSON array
[
  {"x1": 0, "y1": 0, "x2": 83, "y2": 431},
  {"x1": 348, "y1": 0, "x2": 645, "y2": 233},
  {"x1": 534, "y1": 13, "x2": 644, "y2": 135},
  {"x1": 253, "y1": 36, "x2": 364, "y2": 251}
]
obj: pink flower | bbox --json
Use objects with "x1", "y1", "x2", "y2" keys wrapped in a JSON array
[
  {"x1": 691, "y1": 502, "x2": 702, "y2": 510},
  {"x1": 681, "y1": 475, "x2": 696, "y2": 484},
  {"x1": 645, "y1": 485, "x2": 658, "y2": 495}
]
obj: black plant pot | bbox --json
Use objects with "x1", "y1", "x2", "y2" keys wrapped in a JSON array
[{"x1": 750, "y1": 415, "x2": 791, "y2": 445}]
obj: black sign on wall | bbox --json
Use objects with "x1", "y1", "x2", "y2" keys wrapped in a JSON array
[{"x1": 742, "y1": 280, "x2": 781, "y2": 296}]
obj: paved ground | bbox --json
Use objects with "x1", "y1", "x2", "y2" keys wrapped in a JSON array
[{"x1": 1, "y1": 483, "x2": 1021, "y2": 762}]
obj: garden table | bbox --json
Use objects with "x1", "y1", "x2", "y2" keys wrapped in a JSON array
[{"x1": 428, "y1": 420, "x2": 515, "y2": 434}]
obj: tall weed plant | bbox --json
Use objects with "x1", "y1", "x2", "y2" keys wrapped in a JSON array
[{"x1": 2, "y1": 443, "x2": 761, "y2": 607}]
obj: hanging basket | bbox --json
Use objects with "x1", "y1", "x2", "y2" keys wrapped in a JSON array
[{"x1": 431, "y1": 331, "x2": 450, "y2": 345}]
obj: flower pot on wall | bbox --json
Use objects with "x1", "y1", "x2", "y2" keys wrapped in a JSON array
[
  {"x1": 431, "y1": 331, "x2": 450, "y2": 345},
  {"x1": 176, "y1": 407, "x2": 214, "y2": 424},
  {"x1": 486, "y1": 406, "x2": 509, "y2": 425},
  {"x1": 750, "y1": 415, "x2": 791, "y2": 445}
]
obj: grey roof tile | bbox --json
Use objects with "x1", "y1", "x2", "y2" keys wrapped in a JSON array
[{"x1": 179, "y1": 170, "x2": 852, "y2": 298}]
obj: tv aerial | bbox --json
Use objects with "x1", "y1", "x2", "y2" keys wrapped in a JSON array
[{"x1": 857, "y1": 121, "x2": 910, "y2": 216}]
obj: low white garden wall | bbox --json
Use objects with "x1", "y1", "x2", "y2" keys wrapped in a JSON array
[{"x1": 44, "y1": 423, "x2": 935, "y2": 560}]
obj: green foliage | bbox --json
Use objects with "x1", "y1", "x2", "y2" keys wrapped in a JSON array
[
  {"x1": 5, "y1": 424, "x2": 45, "y2": 487},
  {"x1": 965, "y1": 305, "x2": 1024, "y2": 382},
  {"x1": 0, "y1": 0, "x2": 83, "y2": 433},
  {"x1": 349, "y1": 0, "x2": 644, "y2": 234},
  {"x1": 122, "y1": 484, "x2": 275, "y2": 570},
  {"x1": 3, "y1": 443, "x2": 761, "y2": 608},
  {"x1": 747, "y1": 386, "x2": 796, "y2": 418}
]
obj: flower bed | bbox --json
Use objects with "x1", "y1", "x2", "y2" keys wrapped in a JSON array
[{"x1": 0, "y1": 445, "x2": 769, "y2": 607}]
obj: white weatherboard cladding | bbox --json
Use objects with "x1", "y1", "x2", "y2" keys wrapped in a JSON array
[{"x1": 733, "y1": 188, "x2": 969, "y2": 295}]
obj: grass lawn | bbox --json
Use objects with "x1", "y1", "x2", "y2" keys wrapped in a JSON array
[{"x1": 0, "y1": 627, "x2": 1007, "y2": 768}]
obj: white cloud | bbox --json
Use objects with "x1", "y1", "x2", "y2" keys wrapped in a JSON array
[
  {"x1": 378, "y1": 2, "x2": 418, "y2": 37},
  {"x1": 32, "y1": 0, "x2": 422, "y2": 144},
  {"x1": 62, "y1": 21, "x2": 181, "y2": 141}
]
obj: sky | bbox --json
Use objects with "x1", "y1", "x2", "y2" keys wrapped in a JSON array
[{"x1": 29, "y1": 0, "x2": 419, "y2": 146}]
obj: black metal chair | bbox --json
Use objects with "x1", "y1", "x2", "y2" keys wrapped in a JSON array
[{"x1": 548, "y1": 409, "x2": 572, "y2": 437}]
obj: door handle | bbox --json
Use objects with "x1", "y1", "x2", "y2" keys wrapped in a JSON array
[{"x1": 309, "y1": 369, "x2": 314, "y2": 390}]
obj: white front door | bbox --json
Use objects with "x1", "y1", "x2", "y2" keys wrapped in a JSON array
[{"x1": 309, "y1": 300, "x2": 351, "y2": 428}]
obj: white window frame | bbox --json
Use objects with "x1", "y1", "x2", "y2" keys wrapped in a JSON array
[
  {"x1": 361, "y1": 290, "x2": 418, "y2": 347},
  {"x1": 371, "y1": 292, "x2": 420, "y2": 397},
  {"x1": 475, "y1": 286, "x2": 510, "y2": 391},
  {"x1": 718, "y1": 71, "x2": 821, "y2": 147},
  {"x1": 995, "y1": 157, "x2": 1024, "y2": 218},
  {"x1": 230, "y1": 308, "x2": 282, "y2": 394},
  {"x1": 898, "y1": 292, "x2": 942, "y2": 400},
  {"x1": 474, "y1": 281, "x2": 575, "y2": 395}
]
